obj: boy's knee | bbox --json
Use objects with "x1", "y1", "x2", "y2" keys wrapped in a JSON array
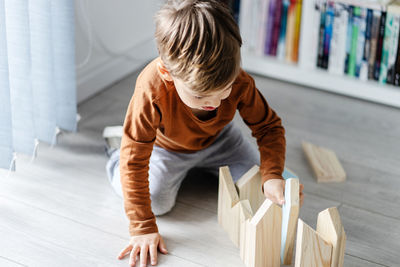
[{"x1": 151, "y1": 194, "x2": 176, "y2": 216}]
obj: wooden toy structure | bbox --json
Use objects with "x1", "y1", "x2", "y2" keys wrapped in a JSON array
[{"x1": 218, "y1": 165, "x2": 346, "y2": 267}]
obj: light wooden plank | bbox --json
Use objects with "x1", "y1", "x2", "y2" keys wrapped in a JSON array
[
  {"x1": 218, "y1": 166, "x2": 240, "y2": 246},
  {"x1": 235, "y1": 165, "x2": 265, "y2": 214},
  {"x1": 302, "y1": 141, "x2": 346, "y2": 183},
  {"x1": 317, "y1": 207, "x2": 346, "y2": 267},
  {"x1": 243, "y1": 199, "x2": 282, "y2": 267},
  {"x1": 239, "y1": 199, "x2": 253, "y2": 261},
  {"x1": 295, "y1": 219, "x2": 332, "y2": 267},
  {"x1": 281, "y1": 178, "x2": 300, "y2": 265}
]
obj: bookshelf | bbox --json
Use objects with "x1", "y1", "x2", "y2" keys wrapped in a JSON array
[
  {"x1": 236, "y1": 0, "x2": 400, "y2": 108},
  {"x1": 242, "y1": 51, "x2": 400, "y2": 107}
]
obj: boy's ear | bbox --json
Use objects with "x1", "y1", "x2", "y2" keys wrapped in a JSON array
[{"x1": 157, "y1": 60, "x2": 173, "y2": 82}]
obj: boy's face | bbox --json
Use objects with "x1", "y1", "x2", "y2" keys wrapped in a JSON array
[{"x1": 173, "y1": 78, "x2": 233, "y2": 111}]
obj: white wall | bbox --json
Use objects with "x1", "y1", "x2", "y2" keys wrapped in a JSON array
[{"x1": 75, "y1": 0, "x2": 161, "y2": 103}]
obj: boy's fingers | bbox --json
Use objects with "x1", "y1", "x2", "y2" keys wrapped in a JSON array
[
  {"x1": 118, "y1": 244, "x2": 132, "y2": 259},
  {"x1": 159, "y1": 236, "x2": 168, "y2": 254},
  {"x1": 276, "y1": 190, "x2": 285, "y2": 205},
  {"x1": 149, "y1": 244, "x2": 157, "y2": 265},
  {"x1": 129, "y1": 245, "x2": 140, "y2": 267},
  {"x1": 140, "y1": 245, "x2": 149, "y2": 267}
]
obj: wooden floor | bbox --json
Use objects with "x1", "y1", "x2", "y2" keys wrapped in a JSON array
[{"x1": 1, "y1": 64, "x2": 399, "y2": 267}]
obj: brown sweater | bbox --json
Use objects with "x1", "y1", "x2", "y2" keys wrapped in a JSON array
[{"x1": 120, "y1": 57, "x2": 286, "y2": 236}]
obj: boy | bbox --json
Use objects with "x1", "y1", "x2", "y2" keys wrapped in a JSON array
[{"x1": 104, "y1": 0, "x2": 304, "y2": 266}]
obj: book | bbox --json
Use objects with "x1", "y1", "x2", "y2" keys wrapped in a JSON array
[
  {"x1": 292, "y1": 0, "x2": 303, "y2": 62},
  {"x1": 348, "y1": 6, "x2": 361, "y2": 77},
  {"x1": 374, "y1": 11, "x2": 387, "y2": 80},
  {"x1": 368, "y1": 10, "x2": 382, "y2": 79},
  {"x1": 278, "y1": 0, "x2": 290, "y2": 60},
  {"x1": 285, "y1": 0, "x2": 298, "y2": 62},
  {"x1": 232, "y1": 0, "x2": 241, "y2": 24},
  {"x1": 344, "y1": 5, "x2": 354, "y2": 73},
  {"x1": 322, "y1": 1, "x2": 335, "y2": 69},
  {"x1": 265, "y1": 0, "x2": 278, "y2": 55},
  {"x1": 355, "y1": 7, "x2": 367, "y2": 78},
  {"x1": 257, "y1": 0, "x2": 271, "y2": 56},
  {"x1": 317, "y1": 1, "x2": 327, "y2": 68},
  {"x1": 380, "y1": 10, "x2": 393, "y2": 83},
  {"x1": 393, "y1": 30, "x2": 400, "y2": 85},
  {"x1": 239, "y1": 0, "x2": 253, "y2": 51},
  {"x1": 329, "y1": 2, "x2": 350, "y2": 75},
  {"x1": 298, "y1": 0, "x2": 323, "y2": 69},
  {"x1": 270, "y1": 0, "x2": 284, "y2": 56},
  {"x1": 363, "y1": 9, "x2": 374, "y2": 80},
  {"x1": 385, "y1": 2, "x2": 400, "y2": 84}
]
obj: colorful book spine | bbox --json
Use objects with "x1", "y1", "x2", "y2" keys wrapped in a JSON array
[
  {"x1": 277, "y1": 0, "x2": 290, "y2": 60},
  {"x1": 322, "y1": 1, "x2": 335, "y2": 69},
  {"x1": 344, "y1": 5, "x2": 354, "y2": 74},
  {"x1": 317, "y1": 1, "x2": 327, "y2": 68},
  {"x1": 362, "y1": 9, "x2": 373, "y2": 80},
  {"x1": 355, "y1": 8, "x2": 367, "y2": 78},
  {"x1": 298, "y1": 0, "x2": 322, "y2": 69},
  {"x1": 379, "y1": 12, "x2": 394, "y2": 83},
  {"x1": 393, "y1": 30, "x2": 400, "y2": 85},
  {"x1": 329, "y1": 2, "x2": 349, "y2": 75},
  {"x1": 386, "y1": 9, "x2": 400, "y2": 84},
  {"x1": 285, "y1": 0, "x2": 297, "y2": 62},
  {"x1": 368, "y1": 10, "x2": 381, "y2": 80},
  {"x1": 264, "y1": 0, "x2": 277, "y2": 55},
  {"x1": 258, "y1": 0, "x2": 271, "y2": 56},
  {"x1": 374, "y1": 11, "x2": 387, "y2": 80},
  {"x1": 348, "y1": 6, "x2": 361, "y2": 77},
  {"x1": 292, "y1": 0, "x2": 303, "y2": 62},
  {"x1": 270, "y1": 0, "x2": 283, "y2": 56}
]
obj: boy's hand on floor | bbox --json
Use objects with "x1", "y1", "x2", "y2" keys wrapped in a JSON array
[
  {"x1": 263, "y1": 178, "x2": 305, "y2": 206},
  {"x1": 118, "y1": 232, "x2": 168, "y2": 267}
]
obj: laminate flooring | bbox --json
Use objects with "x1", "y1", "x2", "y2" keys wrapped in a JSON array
[{"x1": 1, "y1": 63, "x2": 399, "y2": 267}]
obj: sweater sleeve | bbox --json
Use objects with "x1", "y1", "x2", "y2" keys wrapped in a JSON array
[
  {"x1": 119, "y1": 83, "x2": 161, "y2": 236},
  {"x1": 237, "y1": 73, "x2": 286, "y2": 186}
]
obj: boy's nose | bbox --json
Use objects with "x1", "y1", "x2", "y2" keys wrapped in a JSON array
[{"x1": 205, "y1": 99, "x2": 220, "y2": 108}]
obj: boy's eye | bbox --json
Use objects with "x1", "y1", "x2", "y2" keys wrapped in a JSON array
[{"x1": 194, "y1": 96, "x2": 203, "y2": 99}]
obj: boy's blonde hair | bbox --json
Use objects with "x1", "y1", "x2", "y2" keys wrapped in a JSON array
[{"x1": 154, "y1": 0, "x2": 242, "y2": 93}]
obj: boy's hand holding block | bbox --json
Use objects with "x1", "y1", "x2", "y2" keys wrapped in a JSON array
[
  {"x1": 302, "y1": 141, "x2": 346, "y2": 183},
  {"x1": 281, "y1": 178, "x2": 300, "y2": 265}
]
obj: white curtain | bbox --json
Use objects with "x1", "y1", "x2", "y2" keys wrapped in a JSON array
[{"x1": 0, "y1": 0, "x2": 77, "y2": 170}]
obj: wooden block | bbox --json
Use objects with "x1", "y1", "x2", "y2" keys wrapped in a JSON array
[
  {"x1": 281, "y1": 178, "x2": 300, "y2": 265},
  {"x1": 239, "y1": 199, "x2": 253, "y2": 261},
  {"x1": 218, "y1": 166, "x2": 240, "y2": 246},
  {"x1": 317, "y1": 207, "x2": 346, "y2": 267},
  {"x1": 235, "y1": 165, "x2": 265, "y2": 213},
  {"x1": 302, "y1": 141, "x2": 346, "y2": 183},
  {"x1": 243, "y1": 199, "x2": 282, "y2": 267},
  {"x1": 295, "y1": 219, "x2": 333, "y2": 267}
]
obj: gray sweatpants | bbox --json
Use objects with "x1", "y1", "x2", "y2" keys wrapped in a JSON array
[{"x1": 106, "y1": 122, "x2": 294, "y2": 216}]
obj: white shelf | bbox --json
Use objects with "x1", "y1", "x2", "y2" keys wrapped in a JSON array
[{"x1": 242, "y1": 52, "x2": 400, "y2": 108}]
